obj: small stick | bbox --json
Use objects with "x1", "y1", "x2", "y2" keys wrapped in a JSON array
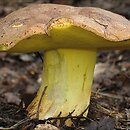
[
  {"x1": 36, "y1": 86, "x2": 48, "y2": 119},
  {"x1": 35, "y1": 52, "x2": 43, "y2": 62}
]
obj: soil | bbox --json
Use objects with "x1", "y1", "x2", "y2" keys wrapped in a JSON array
[{"x1": 0, "y1": 0, "x2": 130, "y2": 130}]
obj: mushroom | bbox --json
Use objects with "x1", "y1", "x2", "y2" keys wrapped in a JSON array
[{"x1": 0, "y1": 4, "x2": 130, "y2": 123}]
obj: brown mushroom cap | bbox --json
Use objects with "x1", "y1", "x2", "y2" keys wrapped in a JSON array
[{"x1": 0, "y1": 4, "x2": 130, "y2": 52}]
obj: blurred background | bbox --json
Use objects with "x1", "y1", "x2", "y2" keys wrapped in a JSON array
[
  {"x1": 0, "y1": 0, "x2": 130, "y2": 108},
  {"x1": 0, "y1": 0, "x2": 130, "y2": 18}
]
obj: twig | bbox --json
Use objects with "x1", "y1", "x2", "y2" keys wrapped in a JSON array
[
  {"x1": 0, "y1": 117, "x2": 31, "y2": 130},
  {"x1": 35, "y1": 52, "x2": 43, "y2": 62},
  {"x1": 92, "y1": 91, "x2": 130, "y2": 102},
  {"x1": 36, "y1": 86, "x2": 48, "y2": 119}
]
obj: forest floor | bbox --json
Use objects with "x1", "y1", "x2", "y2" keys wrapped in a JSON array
[{"x1": 0, "y1": 0, "x2": 130, "y2": 130}]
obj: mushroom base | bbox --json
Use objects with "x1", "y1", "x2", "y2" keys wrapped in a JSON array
[{"x1": 27, "y1": 49, "x2": 96, "y2": 123}]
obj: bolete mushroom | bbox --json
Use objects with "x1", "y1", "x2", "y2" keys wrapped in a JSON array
[{"x1": 0, "y1": 4, "x2": 130, "y2": 123}]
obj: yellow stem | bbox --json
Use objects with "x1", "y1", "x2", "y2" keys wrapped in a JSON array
[{"x1": 27, "y1": 49, "x2": 96, "y2": 120}]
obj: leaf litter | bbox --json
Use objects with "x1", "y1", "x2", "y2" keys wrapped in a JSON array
[{"x1": 0, "y1": 0, "x2": 130, "y2": 130}]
